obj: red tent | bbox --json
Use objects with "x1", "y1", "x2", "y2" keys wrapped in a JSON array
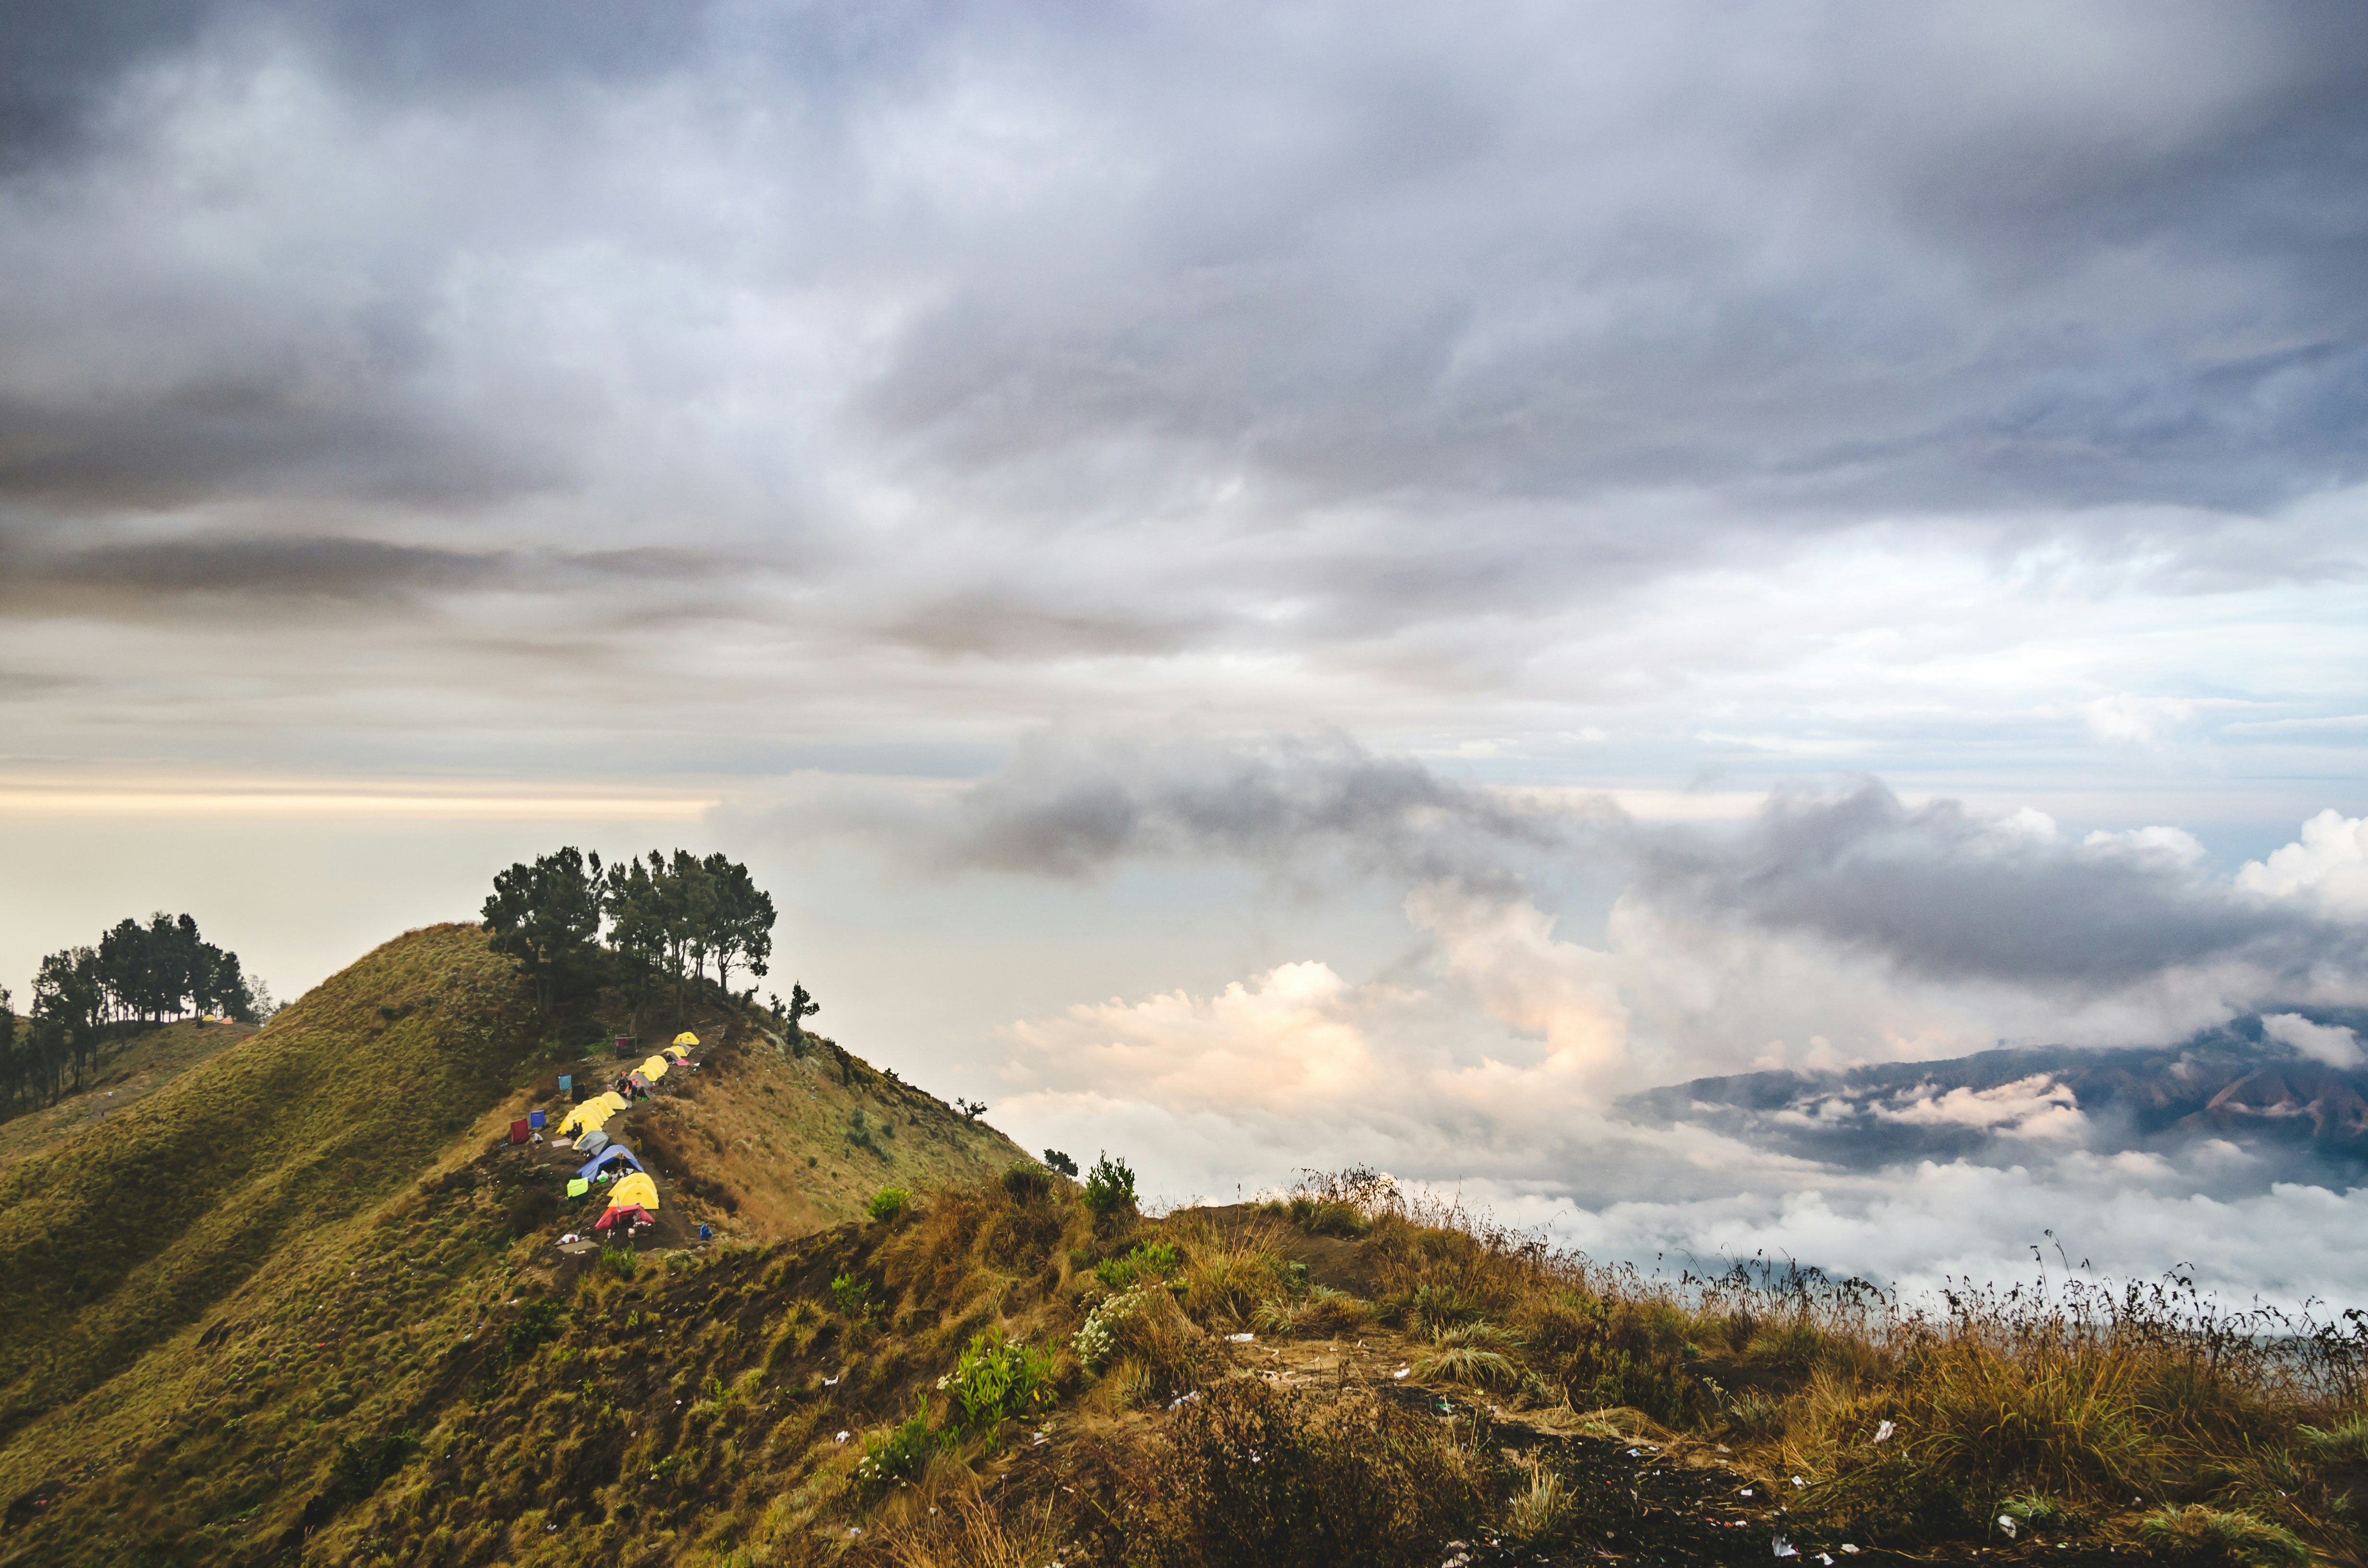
[
  {"x1": 592, "y1": 1204, "x2": 653, "y2": 1233},
  {"x1": 508, "y1": 1118, "x2": 531, "y2": 1144}
]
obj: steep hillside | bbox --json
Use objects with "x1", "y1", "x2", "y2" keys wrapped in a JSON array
[
  {"x1": 625, "y1": 1026, "x2": 1032, "y2": 1239},
  {"x1": 0, "y1": 924, "x2": 533, "y2": 1443},
  {"x1": 0, "y1": 1017, "x2": 261, "y2": 1173}
]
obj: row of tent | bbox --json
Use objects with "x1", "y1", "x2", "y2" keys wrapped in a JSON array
[
  {"x1": 553, "y1": 1033, "x2": 700, "y2": 1234},
  {"x1": 555, "y1": 1041, "x2": 695, "y2": 1140}
]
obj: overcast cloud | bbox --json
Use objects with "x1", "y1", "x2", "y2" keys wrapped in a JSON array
[{"x1": 5, "y1": 1, "x2": 2367, "y2": 1298}]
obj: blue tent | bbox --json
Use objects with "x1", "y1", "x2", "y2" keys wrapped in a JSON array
[{"x1": 576, "y1": 1144, "x2": 644, "y2": 1183}]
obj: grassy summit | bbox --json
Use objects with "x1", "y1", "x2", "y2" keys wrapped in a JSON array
[{"x1": 0, "y1": 922, "x2": 1028, "y2": 1563}]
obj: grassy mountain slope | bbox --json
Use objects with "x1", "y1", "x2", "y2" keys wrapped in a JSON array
[
  {"x1": 0, "y1": 924, "x2": 532, "y2": 1443},
  {"x1": 0, "y1": 1018, "x2": 261, "y2": 1173},
  {"x1": 0, "y1": 923, "x2": 1030, "y2": 1565},
  {"x1": 630, "y1": 1027, "x2": 1030, "y2": 1240}
]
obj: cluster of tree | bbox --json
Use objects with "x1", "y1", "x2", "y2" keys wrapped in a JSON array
[
  {"x1": 480, "y1": 846, "x2": 779, "y2": 1021},
  {"x1": 1, "y1": 912, "x2": 262, "y2": 1115}
]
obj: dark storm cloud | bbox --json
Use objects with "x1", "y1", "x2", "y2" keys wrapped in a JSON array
[
  {"x1": 835, "y1": 733, "x2": 1567, "y2": 887},
  {"x1": 0, "y1": 0, "x2": 718, "y2": 166},
  {"x1": 1630, "y1": 784, "x2": 2348, "y2": 992},
  {"x1": 2, "y1": 0, "x2": 2365, "y2": 658},
  {"x1": 847, "y1": 740, "x2": 2363, "y2": 1002},
  {"x1": 0, "y1": 532, "x2": 727, "y2": 607}
]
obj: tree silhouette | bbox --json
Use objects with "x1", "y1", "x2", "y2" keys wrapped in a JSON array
[{"x1": 481, "y1": 847, "x2": 605, "y2": 1017}]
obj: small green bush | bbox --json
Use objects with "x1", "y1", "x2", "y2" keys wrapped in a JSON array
[
  {"x1": 1084, "y1": 1151, "x2": 1136, "y2": 1215},
  {"x1": 503, "y1": 1300, "x2": 567, "y2": 1366},
  {"x1": 867, "y1": 1187, "x2": 911, "y2": 1223},
  {"x1": 938, "y1": 1328, "x2": 1056, "y2": 1438},
  {"x1": 1002, "y1": 1161, "x2": 1056, "y2": 1201},
  {"x1": 1096, "y1": 1241, "x2": 1183, "y2": 1292},
  {"x1": 1285, "y1": 1197, "x2": 1370, "y2": 1238},
  {"x1": 2137, "y1": 1505, "x2": 2309, "y2": 1568},
  {"x1": 855, "y1": 1401, "x2": 936, "y2": 1492},
  {"x1": 830, "y1": 1273, "x2": 874, "y2": 1319}
]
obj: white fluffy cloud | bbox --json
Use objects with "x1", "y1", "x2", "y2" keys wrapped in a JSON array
[
  {"x1": 2261, "y1": 1012, "x2": 2365, "y2": 1069},
  {"x1": 2240, "y1": 810, "x2": 2368, "y2": 918}
]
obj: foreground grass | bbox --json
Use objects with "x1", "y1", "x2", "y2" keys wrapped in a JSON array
[{"x1": 297, "y1": 1170, "x2": 2368, "y2": 1564}]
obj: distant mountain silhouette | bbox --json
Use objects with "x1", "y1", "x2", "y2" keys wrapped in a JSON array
[{"x1": 1616, "y1": 1011, "x2": 2368, "y2": 1180}]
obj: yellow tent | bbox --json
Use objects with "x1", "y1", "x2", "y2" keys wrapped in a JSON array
[
  {"x1": 607, "y1": 1171, "x2": 659, "y2": 1213},
  {"x1": 663, "y1": 1045, "x2": 691, "y2": 1063},
  {"x1": 640, "y1": 1055, "x2": 669, "y2": 1081},
  {"x1": 672, "y1": 1031, "x2": 699, "y2": 1046},
  {"x1": 557, "y1": 1101, "x2": 613, "y2": 1138},
  {"x1": 596, "y1": 1090, "x2": 630, "y2": 1115}
]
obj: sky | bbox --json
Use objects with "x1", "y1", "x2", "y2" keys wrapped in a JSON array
[{"x1": 4, "y1": 0, "x2": 2366, "y2": 1302}]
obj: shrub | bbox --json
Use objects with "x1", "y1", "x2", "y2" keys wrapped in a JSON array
[
  {"x1": 1415, "y1": 1323, "x2": 1526, "y2": 1389},
  {"x1": 1002, "y1": 1161, "x2": 1057, "y2": 1202},
  {"x1": 1083, "y1": 1151, "x2": 1136, "y2": 1215},
  {"x1": 1077, "y1": 1286, "x2": 1207, "y2": 1397},
  {"x1": 1283, "y1": 1197, "x2": 1370, "y2": 1238},
  {"x1": 1116, "y1": 1379, "x2": 1488, "y2": 1568},
  {"x1": 2136, "y1": 1506, "x2": 2310, "y2": 1568},
  {"x1": 1503, "y1": 1459, "x2": 1571, "y2": 1544},
  {"x1": 830, "y1": 1273, "x2": 874, "y2": 1319},
  {"x1": 855, "y1": 1402, "x2": 936, "y2": 1492},
  {"x1": 503, "y1": 1300, "x2": 567, "y2": 1366},
  {"x1": 595, "y1": 1247, "x2": 635, "y2": 1278},
  {"x1": 328, "y1": 1429, "x2": 420, "y2": 1506},
  {"x1": 1408, "y1": 1283, "x2": 1483, "y2": 1336},
  {"x1": 1076, "y1": 1287, "x2": 1148, "y2": 1372},
  {"x1": 1252, "y1": 1286, "x2": 1372, "y2": 1340},
  {"x1": 1096, "y1": 1240, "x2": 1183, "y2": 1292},
  {"x1": 2300, "y1": 1411, "x2": 2368, "y2": 1467},
  {"x1": 939, "y1": 1328, "x2": 1056, "y2": 1438},
  {"x1": 867, "y1": 1187, "x2": 911, "y2": 1223}
]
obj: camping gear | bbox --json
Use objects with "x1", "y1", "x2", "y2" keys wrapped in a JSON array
[
  {"x1": 592, "y1": 1203, "x2": 653, "y2": 1233},
  {"x1": 673, "y1": 1031, "x2": 699, "y2": 1046},
  {"x1": 576, "y1": 1127, "x2": 611, "y2": 1157},
  {"x1": 663, "y1": 1045, "x2": 691, "y2": 1064},
  {"x1": 556, "y1": 1101, "x2": 614, "y2": 1139},
  {"x1": 627, "y1": 1072, "x2": 649, "y2": 1091},
  {"x1": 698, "y1": 1223, "x2": 712, "y2": 1240},
  {"x1": 641, "y1": 1054, "x2": 670, "y2": 1081},
  {"x1": 571, "y1": 1083, "x2": 587, "y2": 1102},
  {"x1": 567, "y1": 1178, "x2": 590, "y2": 1197},
  {"x1": 576, "y1": 1145, "x2": 644, "y2": 1182},
  {"x1": 508, "y1": 1118, "x2": 531, "y2": 1145},
  {"x1": 596, "y1": 1090, "x2": 629, "y2": 1115},
  {"x1": 608, "y1": 1171, "x2": 660, "y2": 1212},
  {"x1": 528, "y1": 1110, "x2": 546, "y2": 1130},
  {"x1": 558, "y1": 1074, "x2": 572, "y2": 1094}
]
